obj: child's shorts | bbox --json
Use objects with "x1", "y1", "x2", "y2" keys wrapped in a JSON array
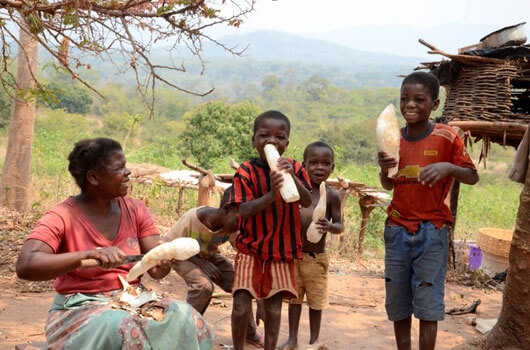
[
  {"x1": 232, "y1": 252, "x2": 298, "y2": 299},
  {"x1": 384, "y1": 221, "x2": 449, "y2": 322},
  {"x1": 290, "y1": 252, "x2": 329, "y2": 310}
]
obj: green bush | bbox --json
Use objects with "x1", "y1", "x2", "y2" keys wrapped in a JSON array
[
  {"x1": 179, "y1": 100, "x2": 260, "y2": 167},
  {"x1": 42, "y1": 82, "x2": 93, "y2": 114},
  {"x1": 33, "y1": 109, "x2": 94, "y2": 176}
]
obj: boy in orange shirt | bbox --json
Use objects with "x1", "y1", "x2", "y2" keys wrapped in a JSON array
[{"x1": 378, "y1": 71, "x2": 478, "y2": 350}]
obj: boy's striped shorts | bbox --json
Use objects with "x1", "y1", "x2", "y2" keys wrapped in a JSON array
[{"x1": 232, "y1": 251, "x2": 298, "y2": 300}]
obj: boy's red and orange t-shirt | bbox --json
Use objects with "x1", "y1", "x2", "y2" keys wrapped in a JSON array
[
  {"x1": 230, "y1": 157, "x2": 311, "y2": 262},
  {"x1": 388, "y1": 123, "x2": 476, "y2": 233}
]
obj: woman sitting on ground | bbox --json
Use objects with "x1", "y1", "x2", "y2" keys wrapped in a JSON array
[{"x1": 16, "y1": 138, "x2": 214, "y2": 350}]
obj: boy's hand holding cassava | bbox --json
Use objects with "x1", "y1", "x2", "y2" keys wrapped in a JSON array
[
  {"x1": 419, "y1": 162, "x2": 454, "y2": 187},
  {"x1": 377, "y1": 151, "x2": 398, "y2": 175},
  {"x1": 275, "y1": 156, "x2": 312, "y2": 207},
  {"x1": 270, "y1": 157, "x2": 293, "y2": 197},
  {"x1": 276, "y1": 157, "x2": 295, "y2": 176},
  {"x1": 269, "y1": 170, "x2": 284, "y2": 197},
  {"x1": 315, "y1": 218, "x2": 331, "y2": 234}
]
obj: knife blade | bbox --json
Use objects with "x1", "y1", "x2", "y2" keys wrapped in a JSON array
[
  {"x1": 123, "y1": 254, "x2": 144, "y2": 263},
  {"x1": 80, "y1": 254, "x2": 144, "y2": 268}
]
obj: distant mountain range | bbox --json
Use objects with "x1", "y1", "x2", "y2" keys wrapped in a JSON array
[
  {"x1": 202, "y1": 30, "x2": 422, "y2": 67},
  {"x1": 39, "y1": 22, "x2": 530, "y2": 92},
  {"x1": 156, "y1": 30, "x2": 423, "y2": 90},
  {"x1": 44, "y1": 29, "x2": 463, "y2": 92}
]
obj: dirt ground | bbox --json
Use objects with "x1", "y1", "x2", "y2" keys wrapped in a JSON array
[{"x1": 0, "y1": 260, "x2": 501, "y2": 350}]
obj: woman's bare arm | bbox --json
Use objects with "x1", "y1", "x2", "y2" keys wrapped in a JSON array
[{"x1": 16, "y1": 239, "x2": 125, "y2": 281}]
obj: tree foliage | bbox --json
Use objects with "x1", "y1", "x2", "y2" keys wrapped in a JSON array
[
  {"x1": 180, "y1": 100, "x2": 260, "y2": 167},
  {"x1": 42, "y1": 81, "x2": 93, "y2": 114},
  {"x1": 0, "y1": 0, "x2": 255, "y2": 114},
  {"x1": 102, "y1": 112, "x2": 142, "y2": 143}
]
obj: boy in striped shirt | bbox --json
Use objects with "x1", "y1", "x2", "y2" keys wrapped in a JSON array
[{"x1": 230, "y1": 110, "x2": 312, "y2": 350}]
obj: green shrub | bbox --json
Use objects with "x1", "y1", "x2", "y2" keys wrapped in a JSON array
[{"x1": 179, "y1": 100, "x2": 260, "y2": 167}]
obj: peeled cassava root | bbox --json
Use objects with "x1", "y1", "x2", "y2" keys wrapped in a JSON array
[
  {"x1": 126, "y1": 237, "x2": 199, "y2": 281},
  {"x1": 376, "y1": 104, "x2": 400, "y2": 178},
  {"x1": 306, "y1": 182, "x2": 327, "y2": 243},
  {"x1": 118, "y1": 275, "x2": 158, "y2": 308},
  {"x1": 263, "y1": 144, "x2": 300, "y2": 203}
]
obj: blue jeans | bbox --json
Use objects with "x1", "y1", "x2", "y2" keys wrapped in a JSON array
[{"x1": 384, "y1": 221, "x2": 449, "y2": 322}]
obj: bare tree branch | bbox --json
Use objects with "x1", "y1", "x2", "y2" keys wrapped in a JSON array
[{"x1": 0, "y1": 0, "x2": 255, "y2": 115}]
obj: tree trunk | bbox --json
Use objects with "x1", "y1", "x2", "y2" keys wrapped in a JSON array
[
  {"x1": 485, "y1": 160, "x2": 530, "y2": 349},
  {"x1": 0, "y1": 22, "x2": 38, "y2": 211}
]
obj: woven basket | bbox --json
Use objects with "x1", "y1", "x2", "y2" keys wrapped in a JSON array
[{"x1": 476, "y1": 228, "x2": 513, "y2": 259}]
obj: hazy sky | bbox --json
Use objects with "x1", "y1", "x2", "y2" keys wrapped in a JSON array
[{"x1": 240, "y1": 0, "x2": 529, "y2": 33}]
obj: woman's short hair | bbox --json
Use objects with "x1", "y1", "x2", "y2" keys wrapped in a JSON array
[{"x1": 68, "y1": 138, "x2": 123, "y2": 190}]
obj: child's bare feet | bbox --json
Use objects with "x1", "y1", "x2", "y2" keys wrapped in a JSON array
[{"x1": 277, "y1": 339, "x2": 298, "y2": 350}]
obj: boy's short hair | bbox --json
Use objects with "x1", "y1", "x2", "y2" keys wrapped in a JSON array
[
  {"x1": 402, "y1": 72, "x2": 440, "y2": 100},
  {"x1": 303, "y1": 141, "x2": 334, "y2": 162},
  {"x1": 220, "y1": 186, "x2": 233, "y2": 208},
  {"x1": 253, "y1": 110, "x2": 291, "y2": 135}
]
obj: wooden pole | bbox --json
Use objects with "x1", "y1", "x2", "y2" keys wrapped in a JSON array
[
  {"x1": 356, "y1": 196, "x2": 377, "y2": 254},
  {"x1": 448, "y1": 180, "x2": 460, "y2": 269},
  {"x1": 446, "y1": 127, "x2": 464, "y2": 268},
  {"x1": 197, "y1": 171, "x2": 216, "y2": 206},
  {"x1": 448, "y1": 121, "x2": 528, "y2": 137},
  {"x1": 182, "y1": 159, "x2": 209, "y2": 175},
  {"x1": 337, "y1": 177, "x2": 352, "y2": 244},
  {"x1": 418, "y1": 39, "x2": 504, "y2": 65},
  {"x1": 177, "y1": 187, "x2": 184, "y2": 217}
]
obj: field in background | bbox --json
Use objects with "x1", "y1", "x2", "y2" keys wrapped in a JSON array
[{"x1": 0, "y1": 108, "x2": 520, "y2": 259}]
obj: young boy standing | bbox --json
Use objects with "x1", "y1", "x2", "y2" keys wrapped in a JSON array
[
  {"x1": 164, "y1": 188, "x2": 264, "y2": 347},
  {"x1": 378, "y1": 72, "x2": 479, "y2": 350},
  {"x1": 230, "y1": 110, "x2": 313, "y2": 350},
  {"x1": 279, "y1": 141, "x2": 343, "y2": 350}
]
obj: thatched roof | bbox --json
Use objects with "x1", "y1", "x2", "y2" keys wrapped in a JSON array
[{"x1": 417, "y1": 41, "x2": 530, "y2": 147}]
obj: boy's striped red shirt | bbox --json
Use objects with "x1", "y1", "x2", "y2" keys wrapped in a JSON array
[{"x1": 230, "y1": 157, "x2": 311, "y2": 261}]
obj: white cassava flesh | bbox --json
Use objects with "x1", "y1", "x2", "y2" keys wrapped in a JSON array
[
  {"x1": 118, "y1": 275, "x2": 158, "y2": 308},
  {"x1": 263, "y1": 144, "x2": 300, "y2": 203},
  {"x1": 126, "y1": 237, "x2": 199, "y2": 281},
  {"x1": 376, "y1": 104, "x2": 400, "y2": 178},
  {"x1": 306, "y1": 182, "x2": 327, "y2": 243}
]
